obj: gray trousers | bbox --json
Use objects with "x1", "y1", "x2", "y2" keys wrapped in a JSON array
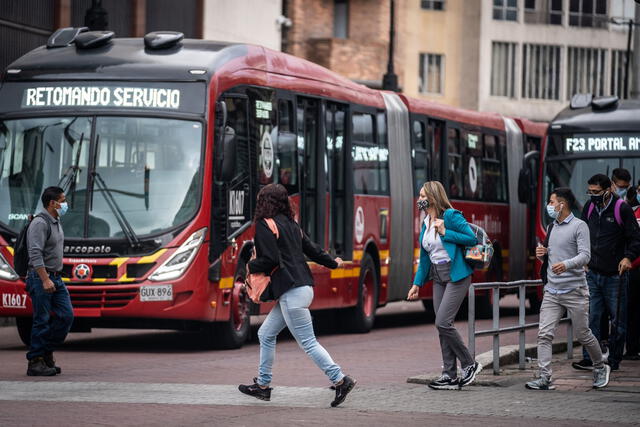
[
  {"x1": 432, "y1": 262, "x2": 474, "y2": 378},
  {"x1": 537, "y1": 287, "x2": 604, "y2": 379}
]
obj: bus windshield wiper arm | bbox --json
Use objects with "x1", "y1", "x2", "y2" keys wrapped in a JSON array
[
  {"x1": 57, "y1": 130, "x2": 84, "y2": 201},
  {"x1": 91, "y1": 171, "x2": 140, "y2": 249}
]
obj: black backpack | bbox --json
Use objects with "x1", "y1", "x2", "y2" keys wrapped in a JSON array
[{"x1": 13, "y1": 213, "x2": 52, "y2": 277}]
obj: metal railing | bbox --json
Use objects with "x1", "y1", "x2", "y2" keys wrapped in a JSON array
[{"x1": 468, "y1": 280, "x2": 573, "y2": 375}]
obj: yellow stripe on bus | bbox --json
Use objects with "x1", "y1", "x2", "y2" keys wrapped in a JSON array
[
  {"x1": 117, "y1": 274, "x2": 135, "y2": 283},
  {"x1": 379, "y1": 250, "x2": 390, "y2": 259},
  {"x1": 330, "y1": 269, "x2": 346, "y2": 279},
  {"x1": 380, "y1": 266, "x2": 389, "y2": 276},
  {"x1": 110, "y1": 258, "x2": 129, "y2": 267},
  {"x1": 138, "y1": 249, "x2": 167, "y2": 264},
  {"x1": 6, "y1": 247, "x2": 14, "y2": 256},
  {"x1": 353, "y1": 250, "x2": 363, "y2": 261},
  {"x1": 92, "y1": 278, "x2": 106, "y2": 283},
  {"x1": 219, "y1": 277, "x2": 234, "y2": 289}
]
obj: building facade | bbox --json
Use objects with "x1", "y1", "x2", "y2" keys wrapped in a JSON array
[{"x1": 283, "y1": 0, "x2": 637, "y2": 121}]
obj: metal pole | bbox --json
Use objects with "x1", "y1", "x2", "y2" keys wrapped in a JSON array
[
  {"x1": 492, "y1": 287, "x2": 500, "y2": 375},
  {"x1": 382, "y1": 0, "x2": 399, "y2": 91},
  {"x1": 518, "y1": 285, "x2": 526, "y2": 370},
  {"x1": 625, "y1": 19, "x2": 634, "y2": 98},
  {"x1": 468, "y1": 285, "x2": 476, "y2": 358},
  {"x1": 632, "y1": 4, "x2": 640, "y2": 99}
]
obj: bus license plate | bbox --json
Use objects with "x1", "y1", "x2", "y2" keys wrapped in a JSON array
[{"x1": 140, "y1": 285, "x2": 173, "y2": 302}]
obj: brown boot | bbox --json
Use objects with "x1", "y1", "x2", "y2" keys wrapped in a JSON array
[
  {"x1": 43, "y1": 352, "x2": 61, "y2": 374},
  {"x1": 27, "y1": 357, "x2": 57, "y2": 376}
]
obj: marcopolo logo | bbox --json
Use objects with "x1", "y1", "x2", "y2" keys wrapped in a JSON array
[{"x1": 64, "y1": 245, "x2": 112, "y2": 255}]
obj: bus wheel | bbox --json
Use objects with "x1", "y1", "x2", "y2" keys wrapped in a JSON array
[
  {"x1": 208, "y1": 283, "x2": 250, "y2": 349},
  {"x1": 421, "y1": 299, "x2": 436, "y2": 322},
  {"x1": 16, "y1": 317, "x2": 32, "y2": 347},
  {"x1": 344, "y1": 254, "x2": 378, "y2": 333}
]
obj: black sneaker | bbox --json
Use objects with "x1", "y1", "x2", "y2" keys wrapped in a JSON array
[
  {"x1": 26, "y1": 357, "x2": 57, "y2": 376},
  {"x1": 572, "y1": 359, "x2": 593, "y2": 371},
  {"x1": 331, "y1": 375, "x2": 356, "y2": 407},
  {"x1": 428, "y1": 375, "x2": 461, "y2": 390},
  {"x1": 460, "y1": 361, "x2": 483, "y2": 386},
  {"x1": 43, "y1": 352, "x2": 61, "y2": 374},
  {"x1": 238, "y1": 377, "x2": 272, "y2": 401},
  {"x1": 623, "y1": 352, "x2": 640, "y2": 361}
]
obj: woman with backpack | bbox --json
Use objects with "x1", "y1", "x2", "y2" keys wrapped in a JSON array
[
  {"x1": 407, "y1": 181, "x2": 482, "y2": 390},
  {"x1": 238, "y1": 184, "x2": 356, "y2": 407}
]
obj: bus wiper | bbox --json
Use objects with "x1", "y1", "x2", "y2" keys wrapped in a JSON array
[
  {"x1": 91, "y1": 170, "x2": 141, "y2": 249},
  {"x1": 57, "y1": 132, "x2": 84, "y2": 205}
]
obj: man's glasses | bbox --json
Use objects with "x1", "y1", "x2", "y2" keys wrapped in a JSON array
[{"x1": 586, "y1": 190, "x2": 605, "y2": 196}]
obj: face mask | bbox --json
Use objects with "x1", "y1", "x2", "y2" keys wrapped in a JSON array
[
  {"x1": 590, "y1": 191, "x2": 607, "y2": 205},
  {"x1": 417, "y1": 199, "x2": 429, "y2": 211},
  {"x1": 56, "y1": 201, "x2": 68, "y2": 216},
  {"x1": 616, "y1": 187, "x2": 628, "y2": 198},
  {"x1": 546, "y1": 204, "x2": 560, "y2": 219}
]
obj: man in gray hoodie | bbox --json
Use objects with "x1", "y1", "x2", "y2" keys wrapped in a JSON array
[{"x1": 526, "y1": 187, "x2": 610, "y2": 390}]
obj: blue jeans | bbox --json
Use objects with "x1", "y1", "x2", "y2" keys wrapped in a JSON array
[
  {"x1": 583, "y1": 270, "x2": 628, "y2": 368},
  {"x1": 25, "y1": 270, "x2": 74, "y2": 360},
  {"x1": 257, "y1": 285, "x2": 344, "y2": 386}
]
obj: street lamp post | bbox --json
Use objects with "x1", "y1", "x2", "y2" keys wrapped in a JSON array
[
  {"x1": 610, "y1": 17, "x2": 640, "y2": 98},
  {"x1": 382, "y1": 0, "x2": 399, "y2": 92}
]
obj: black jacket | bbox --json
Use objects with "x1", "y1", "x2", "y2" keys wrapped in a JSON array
[
  {"x1": 248, "y1": 214, "x2": 338, "y2": 300},
  {"x1": 581, "y1": 195, "x2": 640, "y2": 276}
]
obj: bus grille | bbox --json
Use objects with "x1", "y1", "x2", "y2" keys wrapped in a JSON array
[{"x1": 69, "y1": 287, "x2": 138, "y2": 308}]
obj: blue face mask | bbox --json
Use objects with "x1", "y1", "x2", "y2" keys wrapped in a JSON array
[
  {"x1": 56, "y1": 201, "x2": 68, "y2": 216},
  {"x1": 546, "y1": 204, "x2": 560, "y2": 219},
  {"x1": 616, "y1": 187, "x2": 628, "y2": 198}
]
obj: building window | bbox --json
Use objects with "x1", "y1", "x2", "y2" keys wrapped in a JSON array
[
  {"x1": 493, "y1": 0, "x2": 518, "y2": 21},
  {"x1": 419, "y1": 53, "x2": 445, "y2": 94},
  {"x1": 524, "y1": 0, "x2": 563, "y2": 25},
  {"x1": 522, "y1": 43, "x2": 561, "y2": 100},
  {"x1": 333, "y1": 0, "x2": 349, "y2": 38},
  {"x1": 491, "y1": 42, "x2": 517, "y2": 98},
  {"x1": 421, "y1": 0, "x2": 445, "y2": 10},
  {"x1": 567, "y1": 47, "x2": 607, "y2": 99},
  {"x1": 611, "y1": 49, "x2": 630, "y2": 98},
  {"x1": 569, "y1": 0, "x2": 608, "y2": 28}
]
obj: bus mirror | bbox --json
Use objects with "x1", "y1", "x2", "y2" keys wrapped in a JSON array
[
  {"x1": 220, "y1": 127, "x2": 237, "y2": 181},
  {"x1": 518, "y1": 168, "x2": 531, "y2": 204}
]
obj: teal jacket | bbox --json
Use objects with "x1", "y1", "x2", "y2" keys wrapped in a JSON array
[{"x1": 413, "y1": 208, "x2": 477, "y2": 286}]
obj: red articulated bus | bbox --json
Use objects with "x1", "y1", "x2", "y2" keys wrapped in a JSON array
[{"x1": 0, "y1": 29, "x2": 541, "y2": 348}]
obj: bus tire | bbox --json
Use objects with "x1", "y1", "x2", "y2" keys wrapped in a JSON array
[
  {"x1": 205, "y1": 282, "x2": 250, "y2": 349},
  {"x1": 16, "y1": 316, "x2": 32, "y2": 347},
  {"x1": 422, "y1": 299, "x2": 436, "y2": 322},
  {"x1": 344, "y1": 254, "x2": 378, "y2": 333}
]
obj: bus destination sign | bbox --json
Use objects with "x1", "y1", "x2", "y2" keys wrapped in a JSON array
[
  {"x1": 565, "y1": 135, "x2": 640, "y2": 153},
  {"x1": 0, "y1": 81, "x2": 206, "y2": 114}
]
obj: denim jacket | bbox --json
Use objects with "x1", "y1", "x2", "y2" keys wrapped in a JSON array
[{"x1": 413, "y1": 208, "x2": 477, "y2": 285}]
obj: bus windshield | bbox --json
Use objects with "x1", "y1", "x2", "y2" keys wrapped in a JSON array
[
  {"x1": 542, "y1": 133, "x2": 640, "y2": 227},
  {"x1": 0, "y1": 116, "x2": 203, "y2": 239}
]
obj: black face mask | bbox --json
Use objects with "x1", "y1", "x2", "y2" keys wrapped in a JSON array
[
  {"x1": 417, "y1": 199, "x2": 429, "y2": 211},
  {"x1": 590, "y1": 191, "x2": 608, "y2": 206}
]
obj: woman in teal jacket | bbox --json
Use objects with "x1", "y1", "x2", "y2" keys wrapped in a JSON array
[{"x1": 407, "y1": 181, "x2": 482, "y2": 390}]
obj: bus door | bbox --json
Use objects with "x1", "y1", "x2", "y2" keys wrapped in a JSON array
[{"x1": 297, "y1": 97, "x2": 334, "y2": 306}]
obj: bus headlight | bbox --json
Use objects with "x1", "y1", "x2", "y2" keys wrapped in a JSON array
[
  {"x1": 149, "y1": 228, "x2": 207, "y2": 282},
  {"x1": 0, "y1": 252, "x2": 19, "y2": 281}
]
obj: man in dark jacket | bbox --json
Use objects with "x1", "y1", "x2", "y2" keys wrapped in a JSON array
[{"x1": 573, "y1": 174, "x2": 640, "y2": 371}]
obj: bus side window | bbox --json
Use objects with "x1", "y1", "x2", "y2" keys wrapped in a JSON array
[
  {"x1": 352, "y1": 113, "x2": 378, "y2": 194},
  {"x1": 462, "y1": 131, "x2": 483, "y2": 200},
  {"x1": 412, "y1": 119, "x2": 428, "y2": 193},
  {"x1": 447, "y1": 127, "x2": 462, "y2": 198},
  {"x1": 498, "y1": 134, "x2": 509, "y2": 202},
  {"x1": 377, "y1": 111, "x2": 389, "y2": 195},
  {"x1": 482, "y1": 134, "x2": 501, "y2": 201},
  {"x1": 429, "y1": 119, "x2": 444, "y2": 182},
  {"x1": 276, "y1": 99, "x2": 298, "y2": 194}
]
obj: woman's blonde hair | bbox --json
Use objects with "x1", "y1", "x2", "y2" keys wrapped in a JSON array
[{"x1": 421, "y1": 181, "x2": 453, "y2": 217}]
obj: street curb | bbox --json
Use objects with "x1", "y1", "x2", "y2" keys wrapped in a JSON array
[{"x1": 407, "y1": 341, "x2": 578, "y2": 386}]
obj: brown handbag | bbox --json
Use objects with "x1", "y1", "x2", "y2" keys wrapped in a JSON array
[{"x1": 245, "y1": 218, "x2": 279, "y2": 303}]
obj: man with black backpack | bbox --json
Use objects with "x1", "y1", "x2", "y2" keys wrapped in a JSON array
[
  {"x1": 22, "y1": 186, "x2": 73, "y2": 376},
  {"x1": 572, "y1": 174, "x2": 640, "y2": 372}
]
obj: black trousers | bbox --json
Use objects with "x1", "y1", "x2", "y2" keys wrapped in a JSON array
[{"x1": 627, "y1": 269, "x2": 640, "y2": 355}]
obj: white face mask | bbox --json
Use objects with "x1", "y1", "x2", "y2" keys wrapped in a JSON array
[{"x1": 546, "y1": 202, "x2": 562, "y2": 219}]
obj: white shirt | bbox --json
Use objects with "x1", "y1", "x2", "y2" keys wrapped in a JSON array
[{"x1": 422, "y1": 216, "x2": 451, "y2": 264}]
